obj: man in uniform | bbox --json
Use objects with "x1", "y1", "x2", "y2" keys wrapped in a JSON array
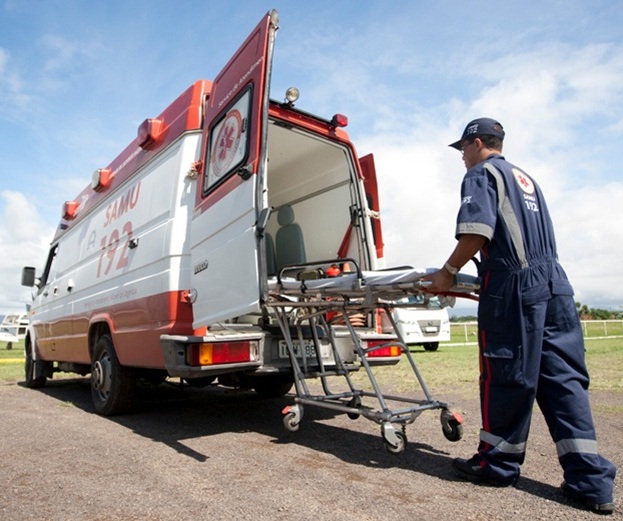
[{"x1": 422, "y1": 117, "x2": 616, "y2": 514}]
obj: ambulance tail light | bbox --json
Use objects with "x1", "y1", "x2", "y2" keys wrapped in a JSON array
[
  {"x1": 185, "y1": 340, "x2": 259, "y2": 366},
  {"x1": 137, "y1": 118, "x2": 165, "y2": 149},
  {"x1": 364, "y1": 340, "x2": 403, "y2": 359},
  {"x1": 62, "y1": 201, "x2": 79, "y2": 220},
  {"x1": 331, "y1": 113, "x2": 348, "y2": 128}
]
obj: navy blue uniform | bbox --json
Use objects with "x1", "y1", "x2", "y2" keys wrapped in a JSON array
[{"x1": 456, "y1": 154, "x2": 615, "y2": 503}]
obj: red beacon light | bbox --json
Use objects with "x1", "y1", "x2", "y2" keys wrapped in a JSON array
[
  {"x1": 137, "y1": 118, "x2": 165, "y2": 149},
  {"x1": 91, "y1": 168, "x2": 112, "y2": 192},
  {"x1": 331, "y1": 113, "x2": 348, "y2": 128},
  {"x1": 62, "y1": 200, "x2": 79, "y2": 220}
]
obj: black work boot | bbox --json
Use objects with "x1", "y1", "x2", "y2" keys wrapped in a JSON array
[
  {"x1": 452, "y1": 455, "x2": 518, "y2": 487},
  {"x1": 561, "y1": 481, "x2": 615, "y2": 515}
]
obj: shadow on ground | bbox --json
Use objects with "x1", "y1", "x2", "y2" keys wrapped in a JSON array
[{"x1": 23, "y1": 376, "x2": 569, "y2": 509}]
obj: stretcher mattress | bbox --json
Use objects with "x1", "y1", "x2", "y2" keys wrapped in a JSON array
[{"x1": 268, "y1": 267, "x2": 479, "y2": 302}]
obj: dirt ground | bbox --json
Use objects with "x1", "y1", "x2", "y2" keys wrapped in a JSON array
[{"x1": 0, "y1": 376, "x2": 620, "y2": 520}]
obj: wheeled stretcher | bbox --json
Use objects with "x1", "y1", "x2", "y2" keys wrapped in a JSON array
[{"x1": 266, "y1": 259, "x2": 480, "y2": 454}]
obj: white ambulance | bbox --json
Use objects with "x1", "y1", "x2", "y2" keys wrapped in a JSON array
[
  {"x1": 21, "y1": 10, "x2": 397, "y2": 415},
  {"x1": 393, "y1": 296, "x2": 451, "y2": 351}
]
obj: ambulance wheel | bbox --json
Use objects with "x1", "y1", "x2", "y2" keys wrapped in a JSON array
[
  {"x1": 423, "y1": 342, "x2": 439, "y2": 352},
  {"x1": 283, "y1": 412, "x2": 300, "y2": 432},
  {"x1": 91, "y1": 334, "x2": 135, "y2": 416},
  {"x1": 384, "y1": 430, "x2": 406, "y2": 455},
  {"x1": 24, "y1": 343, "x2": 47, "y2": 389}
]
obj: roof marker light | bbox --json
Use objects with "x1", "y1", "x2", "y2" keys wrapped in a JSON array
[
  {"x1": 331, "y1": 114, "x2": 348, "y2": 128},
  {"x1": 137, "y1": 118, "x2": 165, "y2": 149},
  {"x1": 284, "y1": 87, "x2": 300, "y2": 105},
  {"x1": 62, "y1": 201, "x2": 79, "y2": 220},
  {"x1": 91, "y1": 168, "x2": 112, "y2": 191}
]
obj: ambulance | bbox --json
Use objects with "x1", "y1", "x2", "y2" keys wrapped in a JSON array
[
  {"x1": 21, "y1": 10, "x2": 397, "y2": 415},
  {"x1": 393, "y1": 296, "x2": 451, "y2": 351}
]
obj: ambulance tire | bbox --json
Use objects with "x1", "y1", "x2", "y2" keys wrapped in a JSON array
[
  {"x1": 91, "y1": 334, "x2": 136, "y2": 416},
  {"x1": 24, "y1": 342, "x2": 47, "y2": 389},
  {"x1": 423, "y1": 342, "x2": 439, "y2": 352},
  {"x1": 253, "y1": 377, "x2": 294, "y2": 398}
]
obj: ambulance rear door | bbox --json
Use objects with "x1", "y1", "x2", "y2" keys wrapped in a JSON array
[
  {"x1": 359, "y1": 153, "x2": 385, "y2": 267},
  {"x1": 190, "y1": 10, "x2": 278, "y2": 326}
]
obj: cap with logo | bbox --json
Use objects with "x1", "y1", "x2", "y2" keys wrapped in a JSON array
[{"x1": 449, "y1": 117, "x2": 505, "y2": 150}]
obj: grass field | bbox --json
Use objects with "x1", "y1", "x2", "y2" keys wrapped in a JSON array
[{"x1": 2, "y1": 336, "x2": 621, "y2": 396}]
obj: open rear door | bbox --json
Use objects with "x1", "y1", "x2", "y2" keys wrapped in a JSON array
[
  {"x1": 359, "y1": 153, "x2": 385, "y2": 265},
  {"x1": 190, "y1": 10, "x2": 278, "y2": 326}
]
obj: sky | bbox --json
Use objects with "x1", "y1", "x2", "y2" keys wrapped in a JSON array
[{"x1": 1, "y1": 0, "x2": 622, "y2": 316}]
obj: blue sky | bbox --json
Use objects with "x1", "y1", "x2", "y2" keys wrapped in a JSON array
[{"x1": 1, "y1": 0, "x2": 622, "y2": 315}]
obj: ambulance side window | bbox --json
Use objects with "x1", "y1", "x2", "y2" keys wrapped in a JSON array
[
  {"x1": 203, "y1": 87, "x2": 252, "y2": 194},
  {"x1": 38, "y1": 244, "x2": 59, "y2": 292}
]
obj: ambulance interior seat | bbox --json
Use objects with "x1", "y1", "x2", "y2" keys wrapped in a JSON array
[{"x1": 275, "y1": 204, "x2": 306, "y2": 272}]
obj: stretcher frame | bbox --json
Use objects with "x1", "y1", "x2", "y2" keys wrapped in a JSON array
[{"x1": 266, "y1": 259, "x2": 479, "y2": 453}]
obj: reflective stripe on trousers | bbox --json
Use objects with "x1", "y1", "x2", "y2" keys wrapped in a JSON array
[{"x1": 480, "y1": 429, "x2": 526, "y2": 455}]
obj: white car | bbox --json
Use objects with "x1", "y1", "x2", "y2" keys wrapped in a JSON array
[{"x1": 393, "y1": 296, "x2": 450, "y2": 351}]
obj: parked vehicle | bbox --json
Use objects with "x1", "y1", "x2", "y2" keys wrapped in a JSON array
[
  {"x1": 0, "y1": 312, "x2": 28, "y2": 349},
  {"x1": 21, "y1": 10, "x2": 398, "y2": 415},
  {"x1": 393, "y1": 296, "x2": 450, "y2": 351}
]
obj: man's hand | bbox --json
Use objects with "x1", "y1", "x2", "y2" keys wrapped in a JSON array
[
  {"x1": 422, "y1": 234, "x2": 487, "y2": 293},
  {"x1": 420, "y1": 268, "x2": 455, "y2": 294}
]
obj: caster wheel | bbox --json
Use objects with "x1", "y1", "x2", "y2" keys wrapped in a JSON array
[
  {"x1": 347, "y1": 396, "x2": 361, "y2": 420},
  {"x1": 283, "y1": 412, "x2": 300, "y2": 432},
  {"x1": 384, "y1": 430, "x2": 406, "y2": 455},
  {"x1": 440, "y1": 409, "x2": 464, "y2": 442},
  {"x1": 442, "y1": 418, "x2": 463, "y2": 441}
]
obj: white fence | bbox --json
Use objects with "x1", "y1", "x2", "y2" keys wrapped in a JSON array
[{"x1": 450, "y1": 320, "x2": 623, "y2": 344}]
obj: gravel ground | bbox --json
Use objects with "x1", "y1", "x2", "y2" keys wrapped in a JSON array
[{"x1": 0, "y1": 376, "x2": 620, "y2": 520}]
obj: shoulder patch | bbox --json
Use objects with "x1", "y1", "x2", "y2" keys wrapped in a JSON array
[{"x1": 512, "y1": 168, "x2": 535, "y2": 194}]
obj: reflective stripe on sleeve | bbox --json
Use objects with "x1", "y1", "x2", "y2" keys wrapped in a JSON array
[
  {"x1": 556, "y1": 438, "x2": 599, "y2": 458},
  {"x1": 480, "y1": 429, "x2": 526, "y2": 454}
]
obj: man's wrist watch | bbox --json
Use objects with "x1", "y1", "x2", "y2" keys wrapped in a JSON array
[{"x1": 443, "y1": 262, "x2": 459, "y2": 275}]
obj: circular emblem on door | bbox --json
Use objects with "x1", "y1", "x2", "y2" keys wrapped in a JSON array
[{"x1": 212, "y1": 109, "x2": 242, "y2": 178}]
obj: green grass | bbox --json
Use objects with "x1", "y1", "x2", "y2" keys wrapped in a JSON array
[
  {"x1": 351, "y1": 336, "x2": 623, "y2": 396},
  {"x1": 0, "y1": 338, "x2": 25, "y2": 382},
  {"x1": 2, "y1": 337, "x2": 621, "y2": 396}
]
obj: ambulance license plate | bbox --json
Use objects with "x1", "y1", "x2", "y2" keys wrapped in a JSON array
[{"x1": 278, "y1": 339, "x2": 317, "y2": 358}]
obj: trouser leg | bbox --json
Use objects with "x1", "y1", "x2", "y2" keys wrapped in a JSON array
[
  {"x1": 477, "y1": 306, "x2": 543, "y2": 481},
  {"x1": 536, "y1": 294, "x2": 616, "y2": 503}
]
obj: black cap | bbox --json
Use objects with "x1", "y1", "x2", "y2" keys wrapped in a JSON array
[{"x1": 449, "y1": 117, "x2": 505, "y2": 150}]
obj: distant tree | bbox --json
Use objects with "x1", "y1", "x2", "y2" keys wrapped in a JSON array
[{"x1": 575, "y1": 301, "x2": 616, "y2": 320}]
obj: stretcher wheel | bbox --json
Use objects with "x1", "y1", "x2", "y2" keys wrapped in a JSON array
[
  {"x1": 283, "y1": 412, "x2": 300, "y2": 432},
  {"x1": 440, "y1": 409, "x2": 464, "y2": 442},
  {"x1": 442, "y1": 419, "x2": 463, "y2": 441},
  {"x1": 346, "y1": 396, "x2": 361, "y2": 420},
  {"x1": 383, "y1": 430, "x2": 406, "y2": 455}
]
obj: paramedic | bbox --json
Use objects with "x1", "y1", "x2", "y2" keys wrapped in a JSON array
[{"x1": 421, "y1": 117, "x2": 616, "y2": 514}]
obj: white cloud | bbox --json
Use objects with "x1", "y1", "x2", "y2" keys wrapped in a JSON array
[
  {"x1": 0, "y1": 191, "x2": 54, "y2": 314},
  {"x1": 355, "y1": 40, "x2": 623, "y2": 310}
]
